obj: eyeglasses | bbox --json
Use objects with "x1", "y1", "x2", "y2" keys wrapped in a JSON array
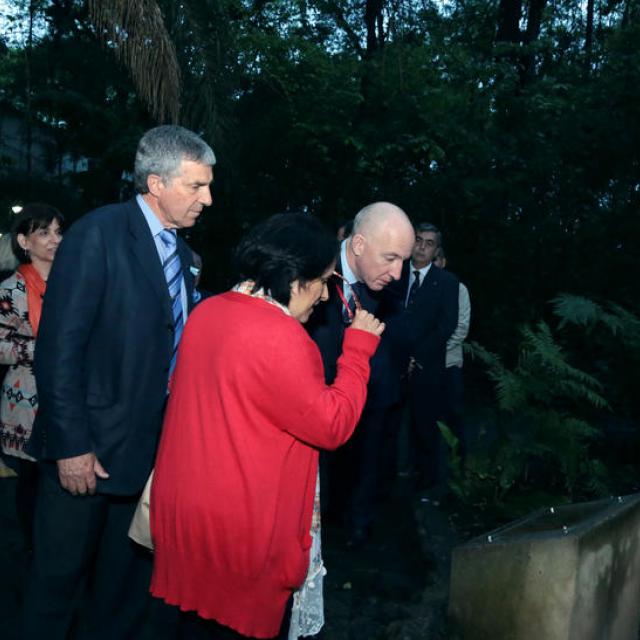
[{"x1": 332, "y1": 271, "x2": 362, "y2": 322}]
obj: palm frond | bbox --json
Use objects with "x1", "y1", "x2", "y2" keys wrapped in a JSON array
[
  {"x1": 179, "y1": 1, "x2": 238, "y2": 143},
  {"x1": 87, "y1": 0, "x2": 180, "y2": 123}
]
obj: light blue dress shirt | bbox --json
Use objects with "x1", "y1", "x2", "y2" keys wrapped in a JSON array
[
  {"x1": 136, "y1": 194, "x2": 189, "y2": 322},
  {"x1": 340, "y1": 240, "x2": 359, "y2": 301}
]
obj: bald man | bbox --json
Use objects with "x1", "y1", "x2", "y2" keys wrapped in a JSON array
[{"x1": 308, "y1": 201, "x2": 414, "y2": 545}]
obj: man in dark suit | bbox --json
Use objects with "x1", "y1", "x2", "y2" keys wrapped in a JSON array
[
  {"x1": 22, "y1": 125, "x2": 216, "y2": 640},
  {"x1": 388, "y1": 222, "x2": 459, "y2": 493},
  {"x1": 308, "y1": 201, "x2": 415, "y2": 544}
]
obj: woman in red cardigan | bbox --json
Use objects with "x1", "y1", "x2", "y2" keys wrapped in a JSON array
[{"x1": 150, "y1": 213, "x2": 384, "y2": 639}]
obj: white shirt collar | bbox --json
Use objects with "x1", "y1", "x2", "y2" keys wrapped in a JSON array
[
  {"x1": 410, "y1": 261, "x2": 433, "y2": 279},
  {"x1": 340, "y1": 239, "x2": 358, "y2": 284}
]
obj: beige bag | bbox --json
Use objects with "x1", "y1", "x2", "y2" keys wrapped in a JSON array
[{"x1": 128, "y1": 470, "x2": 154, "y2": 550}]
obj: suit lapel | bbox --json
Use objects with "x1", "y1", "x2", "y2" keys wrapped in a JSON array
[
  {"x1": 126, "y1": 199, "x2": 173, "y2": 322},
  {"x1": 177, "y1": 238, "x2": 195, "y2": 312},
  {"x1": 415, "y1": 264, "x2": 442, "y2": 304}
]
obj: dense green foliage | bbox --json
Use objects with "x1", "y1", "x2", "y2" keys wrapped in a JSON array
[
  {"x1": 442, "y1": 294, "x2": 640, "y2": 523},
  {"x1": 1, "y1": 0, "x2": 638, "y2": 513}
]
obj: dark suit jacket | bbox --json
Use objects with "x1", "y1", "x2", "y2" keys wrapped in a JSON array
[
  {"x1": 385, "y1": 262, "x2": 459, "y2": 384},
  {"x1": 306, "y1": 257, "x2": 397, "y2": 409},
  {"x1": 29, "y1": 198, "x2": 195, "y2": 495}
]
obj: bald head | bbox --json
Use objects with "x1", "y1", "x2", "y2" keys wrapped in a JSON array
[
  {"x1": 347, "y1": 202, "x2": 415, "y2": 290},
  {"x1": 352, "y1": 202, "x2": 409, "y2": 236}
]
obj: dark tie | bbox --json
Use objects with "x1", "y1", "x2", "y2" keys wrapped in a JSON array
[
  {"x1": 407, "y1": 270, "x2": 421, "y2": 307},
  {"x1": 160, "y1": 229, "x2": 184, "y2": 375}
]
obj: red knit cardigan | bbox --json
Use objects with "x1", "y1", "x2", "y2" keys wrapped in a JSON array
[{"x1": 150, "y1": 292, "x2": 379, "y2": 638}]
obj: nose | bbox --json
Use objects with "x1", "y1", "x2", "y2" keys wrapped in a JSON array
[
  {"x1": 200, "y1": 185, "x2": 213, "y2": 207},
  {"x1": 320, "y1": 282, "x2": 329, "y2": 302},
  {"x1": 390, "y1": 260, "x2": 403, "y2": 281}
]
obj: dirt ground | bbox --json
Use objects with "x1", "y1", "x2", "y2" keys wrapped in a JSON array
[
  {"x1": 0, "y1": 469, "x2": 462, "y2": 640},
  {"x1": 319, "y1": 478, "x2": 459, "y2": 640}
]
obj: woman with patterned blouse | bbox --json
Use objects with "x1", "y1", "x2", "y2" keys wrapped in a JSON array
[{"x1": 0, "y1": 203, "x2": 63, "y2": 548}]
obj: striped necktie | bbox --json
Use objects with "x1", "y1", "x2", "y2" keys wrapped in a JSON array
[
  {"x1": 342, "y1": 281, "x2": 363, "y2": 324},
  {"x1": 160, "y1": 229, "x2": 184, "y2": 375}
]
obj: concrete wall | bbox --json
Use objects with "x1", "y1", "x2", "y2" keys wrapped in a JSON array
[{"x1": 448, "y1": 495, "x2": 640, "y2": 640}]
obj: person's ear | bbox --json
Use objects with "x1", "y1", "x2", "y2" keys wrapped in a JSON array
[
  {"x1": 146, "y1": 174, "x2": 165, "y2": 197},
  {"x1": 351, "y1": 234, "x2": 365, "y2": 256},
  {"x1": 16, "y1": 233, "x2": 29, "y2": 251}
]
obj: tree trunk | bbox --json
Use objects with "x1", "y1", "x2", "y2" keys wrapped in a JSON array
[
  {"x1": 25, "y1": 0, "x2": 35, "y2": 181},
  {"x1": 585, "y1": 0, "x2": 595, "y2": 69},
  {"x1": 365, "y1": 0, "x2": 384, "y2": 56},
  {"x1": 523, "y1": 0, "x2": 547, "y2": 43},
  {"x1": 496, "y1": 0, "x2": 522, "y2": 43}
]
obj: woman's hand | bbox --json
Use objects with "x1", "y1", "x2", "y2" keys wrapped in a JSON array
[{"x1": 351, "y1": 309, "x2": 385, "y2": 337}]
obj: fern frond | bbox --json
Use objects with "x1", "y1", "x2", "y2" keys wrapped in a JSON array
[
  {"x1": 552, "y1": 294, "x2": 640, "y2": 348},
  {"x1": 605, "y1": 302, "x2": 640, "y2": 347},
  {"x1": 465, "y1": 341, "x2": 503, "y2": 369},
  {"x1": 551, "y1": 294, "x2": 603, "y2": 329},
  {"x1": 520, "y1": 321, "x2": 605, "y2": 390},
  {"x1": 559, "y1": 416, "x2": 601, "y2": 440},
  {"x1": 554, "y1": 379, "x2": 610, "y2": 410}
]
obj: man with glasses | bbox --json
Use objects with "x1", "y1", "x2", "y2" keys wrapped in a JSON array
[{"x1": 308, "y1": 201, "x2": 414, "y2": 546}]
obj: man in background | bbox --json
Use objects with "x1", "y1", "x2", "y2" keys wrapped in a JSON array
[{"x1": 390, "y1": 223, "x2": 459, "y2": 494}]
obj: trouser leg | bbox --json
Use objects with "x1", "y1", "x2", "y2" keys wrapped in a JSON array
[
  {"x1": 349, "y1": 405, "x2": 388, "y2": 531},
  {"x1": 79, "y1": 494, "x2": 158, "y2": 640},
  {"x1": 443, "y1": 366, "x2": 465, "y2": 459},
  {"x1": 21, "y1": 464, "x2": 107, "y2": 640},
  {"x1": 409, "y1": 375, "x2": 446, "y2": 487},
  {"x1": 15, "y1": 458, "x2": 38, "y2": 551}
]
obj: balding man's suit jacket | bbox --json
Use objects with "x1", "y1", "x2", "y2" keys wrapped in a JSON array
[{"x1": 307, "y1": 258, "x2": 397, "y2": 408}]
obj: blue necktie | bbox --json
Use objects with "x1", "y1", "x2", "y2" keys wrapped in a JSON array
[{"x1": 160, "y1": 229, "x2": 184, "y2": 375}]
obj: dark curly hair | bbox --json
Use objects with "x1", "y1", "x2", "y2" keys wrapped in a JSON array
[
  {"x1": 11, "y1": 203, "x2": 65, "y2": 264},
  {"x1": 234, "y1": 213, "x2": 338, "y2": 306}
]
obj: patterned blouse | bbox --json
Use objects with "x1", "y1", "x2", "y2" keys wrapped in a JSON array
[{"x1": 0, "y1": 272, "x2": 37, "y2": 461}]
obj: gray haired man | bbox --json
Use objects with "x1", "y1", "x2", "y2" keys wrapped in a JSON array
[{"x1": 22, "y1": 125, "x2": 215, "y2": 640}]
